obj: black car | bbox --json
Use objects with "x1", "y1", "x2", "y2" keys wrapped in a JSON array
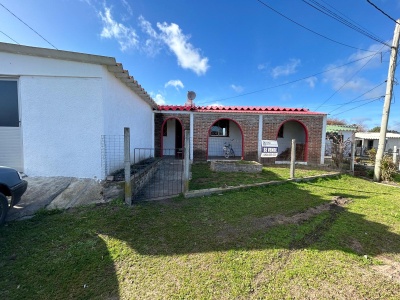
[{"x1": 0, "y1": 166, "x2": 28, "y2": 225}]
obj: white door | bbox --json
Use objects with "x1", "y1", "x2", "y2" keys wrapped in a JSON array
[{"x1": 0, "y1": 79, "x2": 23, "y2": 171}]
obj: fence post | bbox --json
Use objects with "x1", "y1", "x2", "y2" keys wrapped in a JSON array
[
  {"x1": 183, "y1": 130, "x2": 190, "y2": 193},
  {"x1": 393, "y1": 146, "x2": 399, "y2": 171},
  {"x1": 124, "y1": 127, "x2": 132, "y2": 205},
  {"x1": 351, "y1": 141, "x2": 356, "y2": 174},
  {"x1": 290, "y1": 139, "x2": 296, "y2": 179}
]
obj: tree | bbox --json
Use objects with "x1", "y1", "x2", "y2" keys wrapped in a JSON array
[
  {"x1": 369, "y1": 126, "x2": 381, "y2": 132},
  {"x1": 327, "y1": 118, "x2": 346, "y2": 125}
]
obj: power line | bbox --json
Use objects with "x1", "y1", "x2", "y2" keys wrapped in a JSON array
[
  {"x1": 255, "y1": 0, "x2": 381, "y2": 52},
  {"x1": 0, "y1": 29, "x2": 19, "y2": 44},
  {"x1": 327, "y1": 81, "x2": 386, "y2": 114},
  {"x1": 197, "y1": 51, "x2": 388, "y2": 105},
  {"x1": 313, "y1": 45, "x2": 387, "y2": 111},
  {"x1": 366, "y1": 0, "x2": 400, "y2": 25},
  {"x1": 0, "y1": 2, "x2": 57, "y2": 49},
  {"x1": 330, "y1": 97, "x2": 382, "y2": 116},
  {"x1": 302, "y1": 0, "x2": 391, "y2": 47}
]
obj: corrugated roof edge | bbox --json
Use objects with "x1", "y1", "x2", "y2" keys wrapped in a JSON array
[
  {"x1": 156, "y1": 105, "x2": 325, "y2": 115},
  {"x1": 0, "y1": 42, "x2": 158, "y2": 109}
]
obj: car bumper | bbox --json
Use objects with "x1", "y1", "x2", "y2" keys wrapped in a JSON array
[{"x1": 10, "y1": 180, "x2": 28, "y2": 207}]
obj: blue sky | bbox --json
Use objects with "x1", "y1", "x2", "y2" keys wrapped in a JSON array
[{"x1": 1, "y1": 0, "x2": 400, "y2": 131}]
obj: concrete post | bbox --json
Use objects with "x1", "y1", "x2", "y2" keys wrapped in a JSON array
[
  {"x1": 351, "y1": 141, "x2": 356, "y2": 174},
  {"x1": 290, "y1": 139, "x2": 296, "y2": 179},
  {"x1": 393, "y1": 146, "x2": 398, "y2": 166},
  {"x1": 183, "y1": 130, "x2": 190, "y2": 193},
  {"x1": 124, "y1": 127, "x2": 132, "y2": 205}
]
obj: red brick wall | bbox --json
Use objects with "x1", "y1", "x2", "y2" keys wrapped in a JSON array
[{"x1": 154, "y1": 112, "x2": 324, "y2": 164}]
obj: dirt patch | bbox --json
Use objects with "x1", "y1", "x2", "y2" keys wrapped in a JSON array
[
  {"x1": 373, "y1": 255, "x2": 400, "y2": 284},
  {"x1": 216, "y1": 196, "x2": 352, "y2": 246}
]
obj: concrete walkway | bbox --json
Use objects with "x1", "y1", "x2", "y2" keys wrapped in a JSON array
[{"x1": 6, "y1": 176, "x2": 121, "y2": 222}]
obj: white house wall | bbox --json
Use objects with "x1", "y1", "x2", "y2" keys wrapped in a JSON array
[
  {"x1": 20, "y1": 76, "x2": 104, "y2": 178},
  {"x1": 102, "y1": 69, "x2": 154, "y2": 166}
]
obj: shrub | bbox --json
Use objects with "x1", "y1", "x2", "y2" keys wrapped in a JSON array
[
  {"x1": 380, "y1": 155, "x2": 397, "y2": 181},
  {"x1": 368, "y1": 148, "x2": 377, "y2": 162}
]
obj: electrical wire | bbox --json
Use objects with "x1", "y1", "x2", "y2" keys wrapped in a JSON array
[
  {"x1": 255, "y1": 0, "x2": 381, "y2": 52},
  {"x1": 302, "y1": 0, "x2": 391, "y2": 47},
  {"x1": 197, "y1": 51, "x2": 389, "y2": 105},
  {"x1": 327, "y1": 81, "x2": 386, "y2": 114},
  {"x1": 366, "y1": 0, "x2": 400, "y2": 25},
  {"x1": 330, "y1": 97, "x2": 383, "y2": 116},
  {"x1": 0, "y1": 29, "x2": 19, "y2": 44},
  {"x1": 313, "y1": 45, "x2": 387, "y2": 111},
  {"x1": 0, "y1": 2, "x2": 57, "y2": 49}
]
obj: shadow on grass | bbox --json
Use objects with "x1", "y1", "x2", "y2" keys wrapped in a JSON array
[
  {"x1": 1, "y1": 176, "x2": 399, "y2": 299},
  {"x1": 110, "y1": 178, "x2": 400, "y2": 257}
]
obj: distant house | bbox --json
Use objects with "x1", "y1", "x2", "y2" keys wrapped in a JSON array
[
  {"x1": 355, "y1": 132, "x2": 400, "y2": 155},
  {"x1": 0, "y1": 42, "x2": 157, "y2": 179},
  {"x1": 325, "y1": 124, "x2": 357, "y2": 156},
  {"x1": 154, "y1": 101, "x2": 327, "y2": 165}
]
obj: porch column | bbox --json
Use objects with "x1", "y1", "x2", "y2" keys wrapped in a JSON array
[
  {"x1": 190, "y1": 112, "x2": 194, "y2": 161},
  {"x1": 258, "y1": 115, "x2": 263, "y2": 162}
]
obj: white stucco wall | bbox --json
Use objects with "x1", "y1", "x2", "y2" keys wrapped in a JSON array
[
  {"x1": 102, "y1": 69, "x2": 154, "y2": 167},
  {"x1": 20, "y1": 76, "x2": 104, "y2": 178},
  {"x1": 277, "y1": 121, "x2": 306, "y2": 156},
  {"x1": 1, "y1": 51, "x2": 154, "y2": 178},
  {"x1": 163, "y1": 119, "x2": 176, "y2": 155}
]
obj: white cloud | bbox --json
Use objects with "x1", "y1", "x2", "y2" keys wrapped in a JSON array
[
  {"x1": 323, "y1": 43, "x2": 388, "y2": 94},
  {"x1": 271, "y1": 59, "x2": 301, "y2": 78},
  {"x1": 231, "y1": 84, "x2": 244, "y2": 93},
  {"x1": 99, "y1": 6, "x2": 138, "y2": 51},
  {"x1": 258, "y1": 64, "x2": 266, "y2": 70},
  {"x1": 157, "y1": 22, "x2": 209, "y2": 75},
  {"x1": 165, "y1": 80, "x2": 184, "y2": 90},
  {"x1": 152, "y1": 93, "x2": 166, "y2": 105},
  {"x1": 305, "y1": 76, "x2": 318, "y2": 88}
]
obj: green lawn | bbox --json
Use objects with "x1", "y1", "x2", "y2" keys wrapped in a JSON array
[
  {"x1": 1, "y1": 174, "x2": 400, "y2": 299},
  {"x1": 189, "y1": 162, "x2": 336, "y2": 190}
]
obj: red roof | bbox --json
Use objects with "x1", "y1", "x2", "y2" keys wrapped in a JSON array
[{"x1": 157, "y1": 105, "x2": 324, "y2": 115}]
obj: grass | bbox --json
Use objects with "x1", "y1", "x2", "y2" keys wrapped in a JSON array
[
  {"x1": 189, "y1": 162, "x2": 336, "y2": 190},
  {"x1": 1, "y1": 174, "x2": 400, "y2": 299}
]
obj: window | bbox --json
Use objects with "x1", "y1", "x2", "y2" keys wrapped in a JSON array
[
  {"x1": 0, "y1": 80, "x2": 19, "y2": 127},
  {"x1": 210, "y1": 119, "x2": 229, "y2": 137},
  {"x1": 277, "y1": 125, "x2": 284, "y2": 138}
]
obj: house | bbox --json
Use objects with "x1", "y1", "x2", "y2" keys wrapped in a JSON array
[
  {"x1": 355, "y1": 132, "x2": 400, "y2": 155},
  {"x1": 325, "y1": 124, "x2": 357, "y2": 156},
  {"x1": 154, "y1": 100, "x2": 327, "y2": 165},
  {"x1": 0, "y1": 42, "x2": 157, "y2": 179}
]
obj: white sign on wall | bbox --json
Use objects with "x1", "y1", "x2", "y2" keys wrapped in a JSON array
[{"x1": 261, "y1": 140, "x2": 279, "y2": 157}]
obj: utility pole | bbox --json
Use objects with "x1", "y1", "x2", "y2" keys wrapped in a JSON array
[{"x1": 374, "y1": 20, "x2": 400, "y2": 181}]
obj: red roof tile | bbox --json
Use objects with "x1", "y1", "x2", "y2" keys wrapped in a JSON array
[{"x1": 157, "y1": 105, "x2": 324, "y2": 115}]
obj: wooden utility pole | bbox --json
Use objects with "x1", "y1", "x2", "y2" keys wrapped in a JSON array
[{"x1": 374, "y1": 20, "x2": 400, "y2": 181}]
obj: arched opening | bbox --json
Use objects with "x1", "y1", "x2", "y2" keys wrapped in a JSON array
[
  {"x1": 276, "y1": 120, "x2": 308, "y2": 162},
  {"x1": 207, "y1": 118, "x2": 244, "y2": 159},
  {"x1": 161, "y1": 117, "x2": 184, "y2": 158}
]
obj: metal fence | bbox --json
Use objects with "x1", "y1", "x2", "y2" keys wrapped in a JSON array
[
  {"x1": 132, "y1": 148, "x2": 184, "y2": 201},
  {"x1": 101, "y1": 135, "x2": 124, "y2": 179}
]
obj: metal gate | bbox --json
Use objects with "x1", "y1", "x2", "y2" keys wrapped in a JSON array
[{"x1": 132, "y1": 148, "x2": 184, "y2": 201}]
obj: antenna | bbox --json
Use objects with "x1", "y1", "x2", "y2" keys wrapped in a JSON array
[{"x1": 187, "y1": 91, "x2": 196, "y2": 101}]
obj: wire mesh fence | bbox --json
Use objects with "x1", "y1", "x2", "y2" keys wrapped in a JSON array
[
  {"x1": 133, "y1": 148, "x2": 184, "y2": 201},
  {"x1": 101, "y1": 135, "x2": 124, "y2": 179}
]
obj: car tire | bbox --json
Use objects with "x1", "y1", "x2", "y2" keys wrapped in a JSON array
[{"x1": 0, "y1": 192, "x2": 8, "y2": 225}]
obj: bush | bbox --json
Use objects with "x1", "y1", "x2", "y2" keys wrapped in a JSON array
[
  {"x1": 381, "y1": 155, "x2": 397, "y2": 181},
  {"x1": 368, "y1": 148, "x2": 377, "y2": 162}
]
